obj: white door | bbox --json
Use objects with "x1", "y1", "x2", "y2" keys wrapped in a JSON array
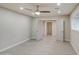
[{"x1": 56, "y1": 19, "x2": 64, "y2": 41}]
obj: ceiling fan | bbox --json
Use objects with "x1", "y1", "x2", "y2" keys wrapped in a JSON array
[{"x1": 20, "y1": 5, "x2": 50, "y2": 15}]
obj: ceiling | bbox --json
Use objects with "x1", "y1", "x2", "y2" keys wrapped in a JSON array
[{"x1": 0, "y1": 3, "x2": 78, "y2": 17}]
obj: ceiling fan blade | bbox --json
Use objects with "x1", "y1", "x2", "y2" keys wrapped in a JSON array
[{"x1": 24, "y1": 8, "x2": 33, "y2": 12}]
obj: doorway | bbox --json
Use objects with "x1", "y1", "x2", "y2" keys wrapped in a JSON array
[
  {"x1": 45, "y1": 20, "x2": 56, "y2": 37},
  {"x1": 47, "y1": 22, "x2": 52, "y2": 36}
]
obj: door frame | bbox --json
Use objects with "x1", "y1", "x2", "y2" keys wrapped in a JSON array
[{"x1": 45, "y1": 20, "x2": 56, "y2": 36}]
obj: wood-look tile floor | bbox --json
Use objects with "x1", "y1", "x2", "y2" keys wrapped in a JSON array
[{"x1": 0, "y1": 37, "x2": 76, "y2": 55}]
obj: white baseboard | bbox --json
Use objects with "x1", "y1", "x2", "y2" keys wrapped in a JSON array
[
  {"x1": 0, "y1": 38, "x2": 30, "y2": 52},
  {"x1": 70, "y1": 41, "x2": 79, "y2": 55}
]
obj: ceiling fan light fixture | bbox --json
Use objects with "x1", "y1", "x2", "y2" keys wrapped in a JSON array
[
  {"x1": 35, "y1": 11, "x2": 40, "y2": 15},
  {"x1": 34, "y1": 5, "x2": 40, "y2": 15}
]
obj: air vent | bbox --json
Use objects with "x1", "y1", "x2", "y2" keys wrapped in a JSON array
[{"x1": 40, "y1": 11, "x2": 50, "y2": 13}]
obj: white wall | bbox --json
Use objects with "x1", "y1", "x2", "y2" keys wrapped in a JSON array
[
  {"x1": 0, "y1": 8, "x2": 32, "y2": 51},
  {"x1": 70, "y1": 5, "x2": 79, "y2": 54},
  {"x1": 56, "y1": 16, "x2": 70, "y2": 41},
  {"x1": 32, "y1": 16, "x2": 70, "y2": 41},
  {"x1": 64, "y1": 16, "x2": 70, "y2": 41},
  {"x1": 31, "y1": 18, "x2": 38, "y2": 39},
  {"x1": 56, "y1": 16, "x2": 64, "y2": 41}
]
